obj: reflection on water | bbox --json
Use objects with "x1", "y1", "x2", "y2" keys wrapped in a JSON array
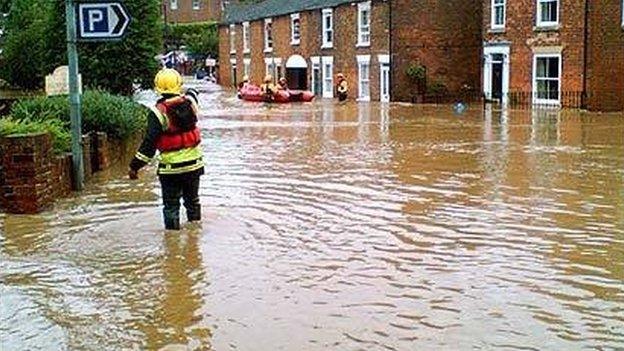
[{"x1": 1, "y1": 85, "x2": 623, "y2": 350}]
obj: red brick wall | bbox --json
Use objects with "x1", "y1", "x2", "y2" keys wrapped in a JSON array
[
  {"x1": 219, "y1": 0, "x2": 390, "y2": 101},
  {"x1": 587, "y1": 1, "x2": 624, "y2": 111},
  {"x1": 164, "y1": 0, "x2": 221, "y2": 24},
  {"x1": 392, "y1": 0, "x2": 483, "y2": 102}
]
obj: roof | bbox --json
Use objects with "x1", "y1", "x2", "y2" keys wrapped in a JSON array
[{"x1": 223, "y1": 0, "x2": 359, "y2": 24}]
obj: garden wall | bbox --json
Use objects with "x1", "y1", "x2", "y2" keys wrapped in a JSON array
[{"x1": 0, "y1": 132, "x2": 138, "y2": 214}]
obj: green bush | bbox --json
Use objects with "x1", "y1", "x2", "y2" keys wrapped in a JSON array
[
  {"x1": 406, "y1": 63, "x2": 426, "y2": 81},
  {"x1": 165, "y1": 21, "x2": 218, "y2": 58},
  {"x1": 8, "y1": 90, "x2": 147, "y2": 140},
  {"x1": 0, "y1": 117, "x2": 70, "y2": 153}
]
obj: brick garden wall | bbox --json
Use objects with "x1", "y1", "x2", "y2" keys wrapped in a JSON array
[{"x1": 0, "y1": 132, "x2": 137, "y2": 214}]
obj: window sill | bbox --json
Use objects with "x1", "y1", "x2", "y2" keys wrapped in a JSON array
[
  {"x1": 534, "y1": 24, "x2": 560, "y2": 32},
  {"x1": 243, "y1": 50, "x2": 250, "y2": 54},
  {"x1": 356, "y1": 43, "x2": 371, "y2": 48},
  {"x1": 321, "y1": 44, "x2": 333, "y2": 49},
  {"x1": 488, "y1": 27, "x2": 505, "y2": 34},
  {"x1": 264, "y1": 48, "x2": 273, "y2": 53},
  {"x1": 230, "y1": 51, "x2": 236, "y2": 55},
  {"x1": 291, "y1": 41, "x2": 300, "y2": 46}
]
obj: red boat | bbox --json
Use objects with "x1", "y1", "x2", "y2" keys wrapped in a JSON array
[{"x1": 238, "y1": 84, "x2": 315, "y2": 103}]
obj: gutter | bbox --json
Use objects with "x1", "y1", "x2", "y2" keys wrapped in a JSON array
[{"x1": 388, "y1": 0, "x2": 393, "y2": 102}]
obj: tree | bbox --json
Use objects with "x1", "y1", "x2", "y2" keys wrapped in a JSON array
[{"x1": 1, "y1": 0, "x2": 162, "y2": 95}]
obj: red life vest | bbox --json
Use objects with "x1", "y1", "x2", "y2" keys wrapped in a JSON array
[{"x1": 154, "y1": 96, "x2": 201, "y2": 152}]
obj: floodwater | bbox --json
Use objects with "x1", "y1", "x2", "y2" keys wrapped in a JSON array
[{"x1": 1, "y1": 84, "x2": 623, "y2": 350}]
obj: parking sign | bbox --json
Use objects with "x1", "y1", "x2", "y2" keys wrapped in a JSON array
[{"x1": 77, "y1": 2, "x2": 130, "y2": 41}]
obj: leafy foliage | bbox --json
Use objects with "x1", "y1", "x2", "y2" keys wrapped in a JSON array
[
  {"x1": 406, "y1": 63, "x2": 426, "y2": 81},
  {"x1": 165, "y1": 22, "x2": 218, "y2": 58},
  {"x1": 0, "y1": 117, "x2": 71, "y2": 153},
  {"x1": 1, "y1": 0, "x2": 162, "y2": 95},
  {"x1": 5, "y1": 90, "x2": 147, "y2": 152}
]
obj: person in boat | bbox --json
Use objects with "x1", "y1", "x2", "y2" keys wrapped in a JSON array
[
  {"x1": 260, "y1": 74, "x2": 277, "y2": 101},
  {"x1": 277, "y1": 77, "x2": 289, "y2": 91},
  {"x1": 336, "y1": 73, "x2": 348, "y2": 102},
  {"x1": 238, "y1": 75, "x2": 250, "y2": 98},
  {"x1": 128, "y1": 68, "x2": 203, "y2": 230}
]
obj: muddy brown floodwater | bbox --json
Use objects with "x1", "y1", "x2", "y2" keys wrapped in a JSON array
[{"x1": 1, "y1": 84, "x2": 623, "y2": 351}]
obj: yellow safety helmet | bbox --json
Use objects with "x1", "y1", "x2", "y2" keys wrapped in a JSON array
[{"x1": 154, "y1": 68, "x2": 183, "y2": 95}]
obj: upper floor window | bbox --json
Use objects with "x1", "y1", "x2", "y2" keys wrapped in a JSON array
[
  {"x1": 229, "y1": 24, "x2": 236, "y2": 54},
  {"x1": 170, "y1": 0, "x2": 178, "y2": 10},
  {"x1": 357, "y1": 1, "x2": 371, "y2": 47},
  {"x1": 536, "y1": 0, "x2": 559, "y2": 27},
  {"x1": 322, "y1": 9, "x2": 333, "y2": 48},
  {"x1": 492, "y1": 0, "x2": 505, "y2": 28},
  {"x1": 243, "y1": 22, "x2": 250, "y2": 53},
  {"x1": 192, "y1": 0, "x2": 200, "y2": 10},
  {"x1": 621, "y1": 0, "x2": 624, "y2": 27},
  {"x1": 291, "y1": 13, "x2": 301, "y2": 45},
  {"x1": 264, "y1": 18, "x2": 273, "y2": 52}
]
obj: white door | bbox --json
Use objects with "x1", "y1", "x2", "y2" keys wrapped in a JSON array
[{"x1": 380, "y1": 63, "x2": 390, "y2": 102}]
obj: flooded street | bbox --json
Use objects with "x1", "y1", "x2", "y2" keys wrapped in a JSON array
[{"x1": 1, "y1": 85, "x2": 623, "y2": 350}]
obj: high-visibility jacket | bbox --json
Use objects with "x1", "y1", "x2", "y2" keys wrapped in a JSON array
[{"x1": 130, "y1": 94, "x2": 204, "y2": 175}]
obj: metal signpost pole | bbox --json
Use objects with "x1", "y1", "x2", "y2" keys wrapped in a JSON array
[{"x1": 66, "y1": 0, "x2": 84, "y2": 190}]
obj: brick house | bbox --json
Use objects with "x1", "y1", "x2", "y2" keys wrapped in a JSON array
[
  {"x1": 390, "y1": 0, "x2": 483, "y2": 103},
  {"x1": 163, "y1": 0, "x2": 222, "y2": 24},
  {"x1": 219, "y1": 0, "x2": 391, "y2": 102},
  {"x1": 482, "y1": 0, "x2": 624, "y2": 111}
]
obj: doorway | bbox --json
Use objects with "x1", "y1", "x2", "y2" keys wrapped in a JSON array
[
  {"x1": 285, "y1": 55, "x2": 308, "y2": 90},
  {"x1": 491, "y1": 54, "x2": 504, "y2": 102},
  {"x1": 312, "y1": 61, "x2": 322, "y2": 96},
  {"x1": 380, "y1": 63, "x2": 390, "y2": 102}
]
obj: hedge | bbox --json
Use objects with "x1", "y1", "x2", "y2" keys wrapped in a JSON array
[{"x1": 2, "y1": 90, "x2": 148, "y2": 153}]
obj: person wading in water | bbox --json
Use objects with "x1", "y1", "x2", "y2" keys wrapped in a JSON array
[
  {"x1": 336, "y1": 73, "x2": 348, "y2": 102},
  {"x1": 128, "y1": 68, "x2": 204, "y2": 230}
]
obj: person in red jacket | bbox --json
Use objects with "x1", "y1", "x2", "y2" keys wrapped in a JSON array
[{"x1": 129, "y1": 69, "x2": 203, "y2": 230}]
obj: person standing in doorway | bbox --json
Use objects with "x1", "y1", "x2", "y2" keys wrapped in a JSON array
[
  {"x1": 336, "y1": 73, "x2": 348, "y2": 102},
  {"x1": 128, "y1": 68, "x2": 204, "y2": 230}
]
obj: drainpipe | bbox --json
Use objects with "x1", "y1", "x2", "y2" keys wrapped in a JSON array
[
  {"x1": 388, "y1": 0, "x2": 393, "y2": 102},
  {"x1": 582, "y1": 0, "x2": 589, "y2": 109}
]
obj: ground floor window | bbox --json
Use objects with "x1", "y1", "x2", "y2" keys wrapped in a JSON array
[
  {"x1": 229, "y1": 59, "x2": 237, "y2": 88},
  {"x1": 533, "y1": 53, "x2": 561, "y2": 105},
  {"x1": 264, "y1": 58, "x2": 282, "y2": 83},
  {"x1": 357, "y1": 55, "x2": 371, "y2": 101},
  {"x1": 322, "y1": 56, "x2": 333, "y2": 98},
  {"x1": 243, "y1": 59, "x2": 251, "y2": 78}
]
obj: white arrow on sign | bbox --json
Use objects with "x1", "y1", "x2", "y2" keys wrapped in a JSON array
[{"x1": 77, "y1": 2, "x2": 130, "y2": 40}]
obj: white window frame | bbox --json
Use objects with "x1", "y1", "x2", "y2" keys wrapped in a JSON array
[
  {"x1": 170, "y1": 0, "x2": 178, "y2": 10},
  {"x1": 192, "y1": 0, "x2": 200, "y2": 10},
  {"x1": 229, "y1": 24, "x2": 236, "y2": 54},
  {"x1": 311, "y1": 56, "x2": 321, "y2": 96},
  {"x1": 242, "y1": 22, "x2": 250, "y2": 54},
  {"x1": 491, "y1": 0, "x2": 505, "y2": 29},
  {"x1": 357, "y1": 55, "x2": 371, "y2": 101},
  {"x1": 321, "y1": 56, "x2": 334, "y2": 99},
  {"x1": 243, "y1": 58, "x2": 251, "y2": 78},
  {"x1": 229, "y1": 58, "x2": 237, "y2": 86},
  {"x1": 322, "y1": 9, "x2": 333, "y2": 49},
  {"x1": 264, "y1": 18, "x2": 273, "y2": 53},
  {"x1": 378, "y1": 54, "x2": 390, "y2": 102},
  {"x1": 357, "y1": 1, "x2": 371, "y2": 47},
  {"x1": 532, "y1": 53, "x2": 562, "y2": 105},
  {"x1": 621, "y1": 0, "x2": 624, "y2": 27},
  {"x1": 291, "y1": 13, "x2": 301, "y2": 45},
  {"x1": 536, "y1": 0, "x2": 559, "y2": 27}
]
